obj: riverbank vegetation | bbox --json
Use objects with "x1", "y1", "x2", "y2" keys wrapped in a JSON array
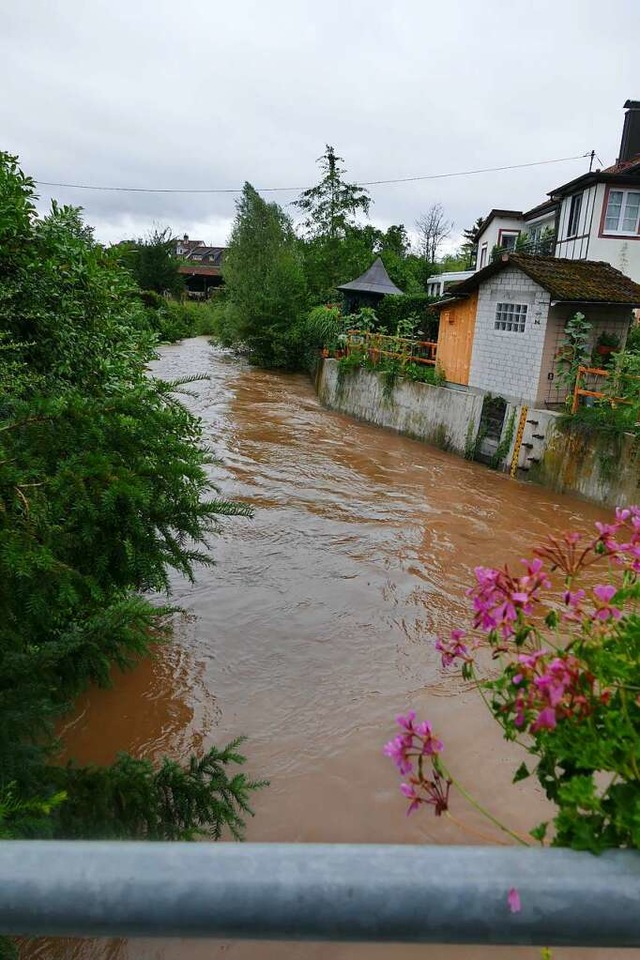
[
  {"x1": 207, "y1": 146, "x2": 445, "y2": 369},
  {"x1": 0, "y1": 154, "x2": 261, "y2": 862},
  {"x1": 556, "y1": 313, "x2": 640, "y2": 454},
  {"x1": 106, "y1": 146, "x2": 455, "y2": 366}
]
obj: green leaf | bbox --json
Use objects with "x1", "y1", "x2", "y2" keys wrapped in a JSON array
[{"x1": 513, "y1": 762, "x2": 531, "y2": 783}]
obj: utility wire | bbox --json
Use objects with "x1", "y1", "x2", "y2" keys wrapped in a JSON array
[{"x1": 34, "y1": 152, "x2": 591, "y2": 196}]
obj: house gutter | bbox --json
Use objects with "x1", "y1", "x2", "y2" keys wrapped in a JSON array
[{"x1": 549, "y1": 300, "x2": 640, "y2": 307}]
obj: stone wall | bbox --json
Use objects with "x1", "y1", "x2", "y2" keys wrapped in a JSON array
[
  {"x1": 529, "y1": 416, "x2": 640, "y2": 508},
  {"x1": 317, "y1": 360, "x2": 484, "y2": 456},
  {"x1": 316, "y1": 359, "x2": 640, "y2": 509}
]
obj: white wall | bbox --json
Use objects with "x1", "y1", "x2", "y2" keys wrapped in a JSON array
[
  {"x1": 583, "y1": 182, "x2": 640, "y2": 283},
  {"x1": 475, "y1": 216, "x2": 523, "y2": 270},
  {"x1": 468, "y1": 267, "x2": 551, "y2": 403},
  {"x1": 554, "y1": 183, "x2": 640, "y2": 282},
  {"x1": 555, "y1": 185, "x2": 598, "y2": 260}
]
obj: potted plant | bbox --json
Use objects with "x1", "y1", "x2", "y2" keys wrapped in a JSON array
[{"x1": 593, "y1": 330, "x2": 620, "y2": 366}]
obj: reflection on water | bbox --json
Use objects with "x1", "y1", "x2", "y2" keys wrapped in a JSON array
[{"x1": 29, "y1": 338, "x2": 634, "y2": 960}]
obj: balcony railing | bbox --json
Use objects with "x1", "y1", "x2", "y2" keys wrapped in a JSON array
[{"x1": 2, "y1": 842, "x2": 640, "y2": 946}]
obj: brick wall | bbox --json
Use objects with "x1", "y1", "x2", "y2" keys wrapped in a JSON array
[{"x1": 468, "y1": 267, "x2": 551, "y2": 403}]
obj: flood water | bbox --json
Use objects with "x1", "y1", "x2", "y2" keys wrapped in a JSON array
[{"x1": 31, "y1": 337, "x2": 637, "y2": 960}]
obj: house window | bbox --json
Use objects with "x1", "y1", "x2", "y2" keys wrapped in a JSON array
[
  {"x1": 604, "y1": 189, "x2": 640, "y2": 235},
  {"x1": 567, "y1": 193, "x2": 583, "y2": 237},
  {"x1": 479, "y1": 244, "x2": 488, "y2": 268},
  {"x1": 494, "y1": 302, "x2": 528, "y2": 333},
  {"x1": 497, "y1": 230, "x2": 519, "y2": 251}
]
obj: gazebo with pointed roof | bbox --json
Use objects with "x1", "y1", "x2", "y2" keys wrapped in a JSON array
[{"x1": 337, "y1": 257, "x2": 403, "y2": 313}]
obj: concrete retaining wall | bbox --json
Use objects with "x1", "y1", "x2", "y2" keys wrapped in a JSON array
[
  {"x1": 316, "y1": 360, "x2": 640, "y2": 509},
  {"x1": 529, "y1": 418, "x2": 640, "y2": 507},
  {"x1": 317, "y1": 360, "x2": 484, "y2": 456}
]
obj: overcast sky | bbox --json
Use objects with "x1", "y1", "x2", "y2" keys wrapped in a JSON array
[{"x1": 2, "y1": 0, "x2": 638, "y2": 252}]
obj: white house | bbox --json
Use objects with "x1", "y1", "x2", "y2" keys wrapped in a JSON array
[
  {"x1": 426, "y1": 270, "x2": 475, "y2": 298},
  {"x1": 473, "y1": 100, "x2": 640, "y2": 283}
]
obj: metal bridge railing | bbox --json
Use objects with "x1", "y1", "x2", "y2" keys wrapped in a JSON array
[{"x1": 2, "y1": 842, "x2": 640, "y2": 946}]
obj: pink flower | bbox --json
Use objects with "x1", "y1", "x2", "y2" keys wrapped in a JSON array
[
  {"x1": 593, "y1": 583, "x2": 621, "y2": 620},
  {"x1": 531, "y1": 706, "x2": 557, "y2": 732},
  {"x1": 400, "y1": 782, "x2": 422, "y2": 815},
  {"x1": 435, "y1": 630, "x2": 471, "y2": 668},
  {"x1": 563, "y1": 588, "x2": 586, "y2": 608},
  {"x1": 507, "y1": 888, "x2": 521, "y2": 913},
  {"x1": 383, "y1": 735, "x2": 413, "y2": 775},
  {"x1": 396, "y1": 711, "x2": 416, "y2": 731}
]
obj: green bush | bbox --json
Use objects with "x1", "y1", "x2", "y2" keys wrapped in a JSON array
[
  {"x1": 376, "y1": 293, "x2": 440, "y2": 339},
  {"x1": 139, "y1": 298, "x2": 226, "y2": 343},
  {"x1": 0, "y1": 152, "x2": 261, "y2": 846},
  {"x1": 624, "y1": 322, "x2": 640, "y2": 355}
]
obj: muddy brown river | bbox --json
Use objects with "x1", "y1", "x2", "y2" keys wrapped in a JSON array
[{"x1": 30, "y1": 337, "x2": 637, "y2": 960}]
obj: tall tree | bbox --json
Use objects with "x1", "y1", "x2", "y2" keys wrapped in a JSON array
[
  {"x1": 415, "y1": 203, "x2": 453, "y2": 265},
  {"x1": 460, "y1": 215, "x2": 485, "y2": 269},
  {"x1": 295, "y1": 145, "x2": 371, "y2": 240},
  {"x1": 223, "y1": 182, "x2": 308, "y2": 367},
  {"x1": 114, "y1": 226, "x2": 184, "y2": 296},
  {"x1": 295, "y1": 146, "x2": 372, "y2": 296}
]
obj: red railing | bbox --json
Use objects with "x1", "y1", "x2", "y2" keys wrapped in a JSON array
[
  {"x1": 344, "y1": 330, "x2": 438, "y2": 365},
  {"x1": 571, "y1": 365, "x2": 639, "y2": 414}
]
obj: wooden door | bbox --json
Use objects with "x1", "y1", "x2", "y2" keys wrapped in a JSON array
[{"x1": 436, "y1": 292, "x2": 477, "y2": 385}]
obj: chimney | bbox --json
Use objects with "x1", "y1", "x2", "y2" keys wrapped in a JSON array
[{"x1": 618, "y1": 100, "x2": 640, "y2": 163}]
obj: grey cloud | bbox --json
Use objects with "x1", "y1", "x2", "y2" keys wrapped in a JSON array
[{"x1": 2, "y1": 0, "x2": 638, "y2": 248}]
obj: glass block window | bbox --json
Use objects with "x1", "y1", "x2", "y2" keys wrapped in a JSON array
[{"x1": 494, "y1": 302, "x2": 527, "y2": 333}]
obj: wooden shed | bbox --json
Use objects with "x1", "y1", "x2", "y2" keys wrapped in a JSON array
[{"x1": 435, "y1": 292, "x2": 478, "y2": 385}]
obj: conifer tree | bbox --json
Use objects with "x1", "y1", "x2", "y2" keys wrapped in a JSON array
[{"x1": 0, "y1": 153, "x2": 262, "y2": 850}]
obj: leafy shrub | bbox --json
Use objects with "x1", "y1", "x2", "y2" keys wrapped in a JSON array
[
  {"x1": 376, "y1": 293, "x2": 440, "y2": 339},
  {"x1": 0, "y1": 151, "x2": 261, "y2": 845}
]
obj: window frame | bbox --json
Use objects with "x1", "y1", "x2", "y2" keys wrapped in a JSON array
[
  {"x1": 497, "y1": 229, "x2": 520, "y2": 251},
  {"x1": 566, "y1": 193, "x2": 583, "y2": 238},
  {"x1": 494, "y1": 302, "x2": 528, "y2": 334},
  {"x1": 601, "y1": 186, "x2": 640, "y2": 237}
]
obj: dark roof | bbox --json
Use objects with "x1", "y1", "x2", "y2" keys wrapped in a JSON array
[
  {"x1": 178, "y1": 264, "x2": 221, "y2": 277},
  {"x1": 186, "y1": 245, "x2": 225, "y2": 264},
  {"x1": 337, "y1": 257, "x2": 404, "y2": 296},
  {"x1": 548, "y1": 157, "x2": 640, "y2": 198},
  {"x1": 523, "y1": 199, "x2": 558, "y2": 221},
  {"x1": 474, "y1": 209, "x2": 523, "y2": 240},
  {"x1": 434, "y1": 253, "x2": 640, "y2": 305}
]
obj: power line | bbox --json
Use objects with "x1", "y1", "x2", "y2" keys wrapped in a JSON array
[{"x1": 34, "y1": 153, "x2": 591, "y2": 196}]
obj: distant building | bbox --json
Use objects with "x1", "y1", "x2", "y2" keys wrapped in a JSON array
[
  {"x1": 426, "y1": 270, "x2": 475, "y2": 299},
  {"x1": 175, "y1": 234, "x2": 205, "y2": 258},
  {"x1": 176, "y1": 241, "x2": 226, "y2": 299}
]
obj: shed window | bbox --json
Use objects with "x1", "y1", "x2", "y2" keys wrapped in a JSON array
[{"x1": 494, "y1": 302, "x2": 527, "y2": 333}]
